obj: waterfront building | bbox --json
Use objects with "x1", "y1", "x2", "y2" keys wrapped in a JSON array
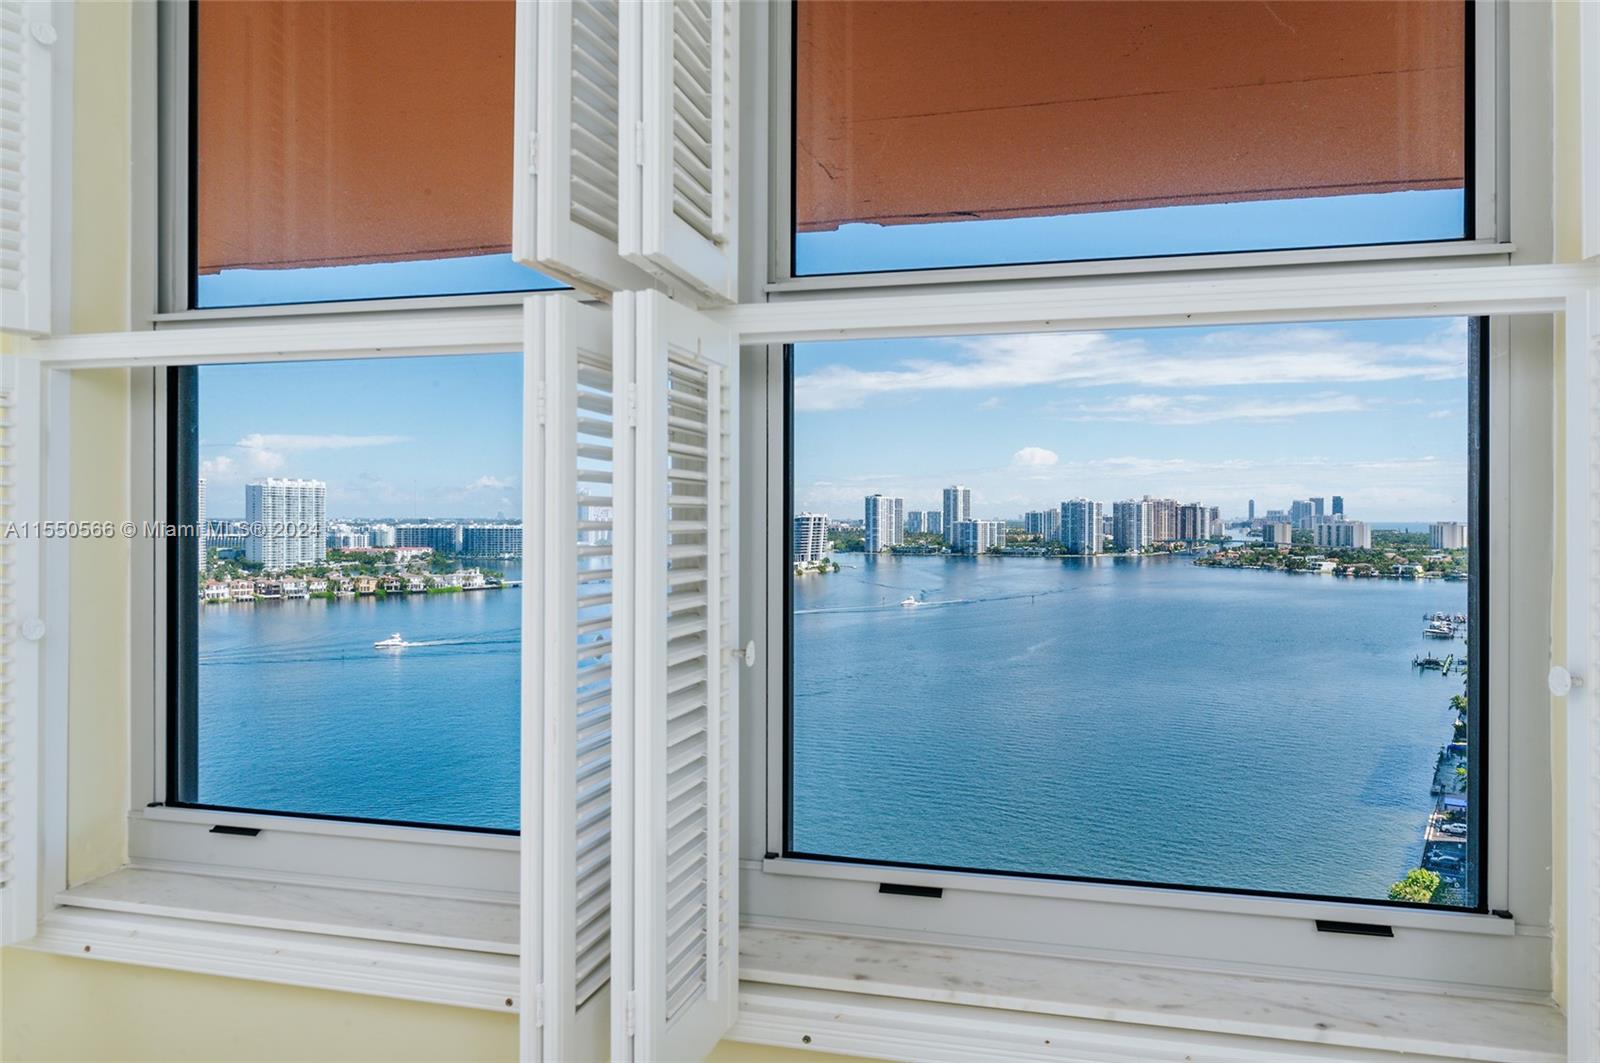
[
  {"x1": 1314, "y1": 519, "x2": 1371, "y2": 550},
  {"x1": 245, "y1": 478, "x2": 328, "y2": 571},
  {"x1": 228, "y1": 578, "x2": 256, "y2": 601},
  {"x1": 197, "y1": 477, "x2": 208, "y2": 572},
  {"x1": 1143, "y1": 496, "x2": 1178, "y2": 542},
  {"x1": 395, "y1": 522, "x2": 462, "y2": 553},
  {"x1": 905, "y1": 511, "x2": 924, "y2": 534},
  {"x1": 1263, "y1": 521, "x2": 1294, "y2": 546},
  {"x1": 951, "y1": 518, "x2": 1005, "y2": 555},
  {"x1": 1024, "y1": 508, "x2": 1060, "y2": 542},
  {"x1": 1060, "y1": 499, "x2": 1103, "y2": 554},
  {"x1": 202, "y1": 581, "x2": 231, "y2": 602},
  {"x1": 328, "y1": 524, "x2": 370, "y2": 550},
  {"x1": 923, "y1": 510, "x2": 942, "y2": 536},
  {"x1": 368, "y1": 523, "x2": 397, "y2": 548},
  {"x1": 793, "y1": 512, "x2": 829, "y2": 563},
  {"x1": 864, "y1": 495, "x2": 905, "y2": 553},
  {"x1": 1431, "y1": 521, "x2": 1469, "y2": 550},
  {"x1": 281, "y1": 578, "x2": 309, "y2": 599},
  {"x1": 942, "y1": 485, "x2": 971, "y2": 542},
  {"x1": 1112, "y1": 499, "x2": 1151, "y2": 553},
  {"x1": 461, "y1": 523, "x2": 523, "y2": 557},
  {"x1": 1176, "y1": 502, "x2": 1209, "y2": 543}
]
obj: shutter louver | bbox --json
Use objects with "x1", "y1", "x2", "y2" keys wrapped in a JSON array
[
  {"x1": 514, "y1": 0, "x2": 653, "y2": 298},
  {"x1": 1, "y1": 1, "x2": 52, "y2": 336},
  {"x1": 620, "y1": 1, "x2": 739, "y2": 304},
  {"x1": 0, "y1": 358, "x2": 42, "y2": 946},
  {"x1": 524, "y1": 295, "x2": 614, "y2": 1062},
  {"x1": 613, "y1": 290, "x2": 740, "y2": 1061}
]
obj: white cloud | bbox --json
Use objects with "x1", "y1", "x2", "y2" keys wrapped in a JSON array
[
  {"x1": 466, "y1": 474, "x2": 514, "y2": 491},
  {"x1": 1011, "y1": 446, "x2": 1059, "y2": 467},
  {"x1": 237, "y1": 433, "x2": 410, "y2": 451},
  {"x1": 200, "y1": 455, "x2": 234, "y2": 478},
  {"x1": 1065, "y1": 392, "x2": 1371, "y2": 425},
  {"x1": 792, "y1": 323, "x2": 1466, "y2": 411},
  {"x1": 977, "y1": 397, "x2": 1003, "y2": 410}
]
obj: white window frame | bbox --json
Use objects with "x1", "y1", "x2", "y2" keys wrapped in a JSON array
[
  {"x1": 763, "y1": 0, "x2": 1513, "y2": 295},
  {"x1": 708, "y1": 262, "x2": 1599, "y2": 1031}
]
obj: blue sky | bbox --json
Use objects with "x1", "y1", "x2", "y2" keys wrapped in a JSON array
[
  {"x1": 198, "y1": 354, "x2": 522, "y2": 520},
  {"x1": 792, "y1": 317, "x2": 1471, "y2": 524}
]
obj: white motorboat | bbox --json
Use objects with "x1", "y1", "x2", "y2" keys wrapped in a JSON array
[
  {"x1": 374, "y1": 632, "x2": 408, "y2": 650},
  {"x1": 900, "y1": 596, "x2": 920, "y2": 607}
]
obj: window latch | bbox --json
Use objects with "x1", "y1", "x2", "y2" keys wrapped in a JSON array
[{"x1": 729, "y1": 640, "x2": 756, "y2": 669}]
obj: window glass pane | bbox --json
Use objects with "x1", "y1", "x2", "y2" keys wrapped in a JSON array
[
  {"x1": 793, "y1": 1, "x2": 1469, "y2": 276},
  {"x1": 174, "y1": 354, "x2": 522, "y2": 831},
  {"x1": 788, "y1": 317, "x2": 1481, "y2": 908},
  {"x1": 193, "y1": 0, "x2": 561, "y2": 307}
]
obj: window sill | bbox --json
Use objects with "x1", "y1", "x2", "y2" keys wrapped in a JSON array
[
  {"x1": 23, "y1": 867, "x2": 518, "y2": 1012},
  {"x1": 729, "y1": 928, "x2": 1565, "y2": 1063}
]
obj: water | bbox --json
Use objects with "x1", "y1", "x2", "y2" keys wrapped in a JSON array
[
  {"x1": 790, "y1": 554, "x2": 1469, "y2": 903},
  {"x1": 196, "y1": 564, "x2": 521, "y2": 830}
]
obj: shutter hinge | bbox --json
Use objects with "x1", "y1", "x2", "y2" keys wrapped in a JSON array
[
  {"x1": 527, "y1": 132, "x2": 538, "y2": 175},
  {"x1": 625, "y1": 989, "x2": 637, "y2": 1036},
  {"x1": 535, "y1": 380, "x2": 547, "y2": 426},
  {"x1": 532, "y1": 983, "x2": 545, "y2": 1026},
  {"x1": 633, "y1": 122, "x2": 646, "y2": 165},
  {"x1": 625, "y1": 382, "x2": 638, "y2": 427}
]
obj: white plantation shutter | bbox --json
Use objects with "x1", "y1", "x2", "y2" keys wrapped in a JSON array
[
  {"x1": 524, "y1": 295, "x2": 616, "y2": 1062},
  {"x1": 1, "y1": 1, "x2": 53, "y2": 335},
  {"x1": 612, "y1": 290, "x2": 740, "y2": 1061},
  {"x1": 619, "y1": 1, "x2": 740, "y2": 304},
  {"x1": 514, "y1": 0, "x2": 654, "y2": 298},
  {"x1": 0, "y1": 356, "x2": 43, "y2": 945}
]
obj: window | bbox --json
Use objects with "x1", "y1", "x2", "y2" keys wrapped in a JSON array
[
  {"x1": 190, "y1": 0, "x2": 562, "y2": 307},
  {"x1": 786, "y1": 316, "x2": 1484, "y2": 910},
  {"x1": 791, "y1": 0, "x2": 1472, "y2": 276},
  {"x1": 167, "y1": 354, "x2": 523, "y2": 831}
]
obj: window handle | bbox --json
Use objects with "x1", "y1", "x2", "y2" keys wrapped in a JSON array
[
  {"x1": 729, "y1": 641, "x2": 756, "y2": 669},
  {"x1": 1550, "y1": 665, "x2": 1582, "y2": 697}
]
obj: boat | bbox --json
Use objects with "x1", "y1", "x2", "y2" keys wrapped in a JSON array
[
  {"x1": 900, "y1": 596, "x2": 920, "y2": 607},
  {"x1": 374, "y1": 632, "x2": 409, "y2": 650},
  {"x1": 1424, "y1": 620, "x2": 1455, "y2": 638},
  {"x1": 1413, "y1": 654, "x2": 1450, "y2": 670}
]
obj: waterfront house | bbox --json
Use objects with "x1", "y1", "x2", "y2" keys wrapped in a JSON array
[
  {"x1": 227, "y1": 579, "x2": 256, "y2": 602},
  {"x1": 202, "y1": 581, "x2": 231, "y2": 603},
  {"x1": 1393, "y1": 563, "x2": 1425, "y2": 579},
  {"x1": 381, "y1": 576, "x2": 404, "y2": 593},
  {"x1": 406, "y1": 575, "x2": 428, "y2": 593},
  {"x1": 461, "y1": 569, "x2": 487, "y2": 590},
  {"x1": 353, "y1": 576, "x2": 378, "y2": 596},
  {"x1": 254, "y1": 580, "x2": 283, "y2": 600},
  {"x1": 307, "y1": 578, "x2": 328, "y2": 594},
  {"x1": 281, "y1": 578, "x2": 308, "y2": 599}
]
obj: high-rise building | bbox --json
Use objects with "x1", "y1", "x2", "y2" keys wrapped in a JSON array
[
  {"x1": 1112, "y1": 499, "x2": 1151, "y2": 553},
  {"x1": 1310, "y1": 496, "x2": 1326, "y2": 518},
  {"x1": 327, "y1": 524, "x2": 370, "y2": 550},
  {"x1": 1176, "y1": 502, "x2": 1209, "y2": 542},
  {"x1": 1024, "y1": 508, "x2": 1059, "y2": 542},
  {"x1": 1430, "y1": 521, "x2": 1469, "y2": 550},
  {"x1": 368, "y1": 523, "x2": 397, "y2": 548},
  {"x1": 197, "y1": 477, "x2": 208, "y2": 572},
  {"x1": 864, "y1": 495, "x2": 905, "y2": 553},
  {"x1": 941, "y1": 485, "x2": 971, "y2": 543},
  {"x1": 245, "y1": 478, "x2": 328, "y2": 571},
  {"x1": 1314, "y1": 519, "x2": 1371, "y2": 550},
  {"x1": 793, "y1": 512, "x2": 829, "y2": 563},
  {"x1": 1332, "y1": 495, "x2": 1345, "y2": 517},
  {"x1": 1290, "y1": 499, "x2": 1316, "y2": 529},
  {"x1": 923, "y1": 510, "x2": 942, "y2": 536},
  {"x1": 1207, "y1": 506, "x2": 1221, "y2": 538},
  {"x1": 905, "y1": 511, "x2": 924, "y2": 534},
  {"x1": 951, "y1": 518, "x2": 1005, "y2": 555},
  {"x1": 1143, "y1": 496, "x2": 1178, "y2": 543},
  {"x1": 461, "y1": 523, "x2": 524, "y2": 557},
  {"x1": 1262, "y1": 521, "x2": 1294, "y2": 546},
  {"x1": 1060, "y1": 499, "x2": 1103, "y2": 554},
  {"x1": 1247, "y1": 498, "x2": 1256, "y2": 522},
  {"x1": 395, "y1": 523, "x2": 463, "y2": 552}
]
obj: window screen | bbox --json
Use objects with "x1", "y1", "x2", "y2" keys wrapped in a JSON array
[
  {"x1": 793, "y1": 1, "x2": 1471, "y2": 275},
  {"x1": 786, "y1": 317, "x2": 1484, "y2": 909}
]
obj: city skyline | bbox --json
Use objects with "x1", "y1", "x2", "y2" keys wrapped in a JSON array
[
  {"x1": 197, "y1": 354, "x2": 522, "y2": 519},
  {"x1": 792, "y1": 317, "x2": 1471, "y2": 523}
]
